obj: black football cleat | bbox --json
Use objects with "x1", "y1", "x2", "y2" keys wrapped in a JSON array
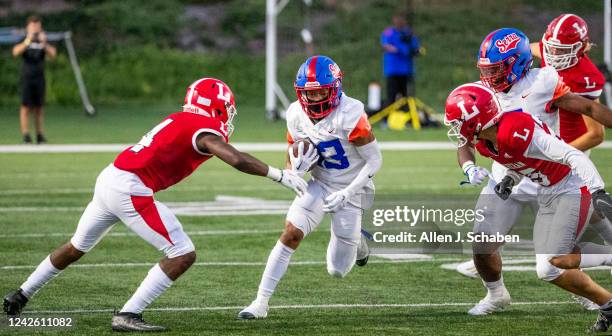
[
  {"x1": 356, "y1": 235, "x2": 369, "y2": 267},
  {"x1": 589, "y1": 303, "x2": 612, "y2": 333},
  {"x1": 3, "y1": 289, "x2": 29, "y2": 316},
  {"x1": 111, "y1": 312, "x2": 166, "y2": 332}
]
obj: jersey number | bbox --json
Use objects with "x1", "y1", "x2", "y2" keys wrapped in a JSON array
[
  {"x1": 518, "y1": 168, "x2": 551, "y2": 186},
  {"x1": 130, "y1": 119, "x2": 174, "y2": 153},
  {"x1": 316, "y1": 139, "x2": 350, "y2": 169}
]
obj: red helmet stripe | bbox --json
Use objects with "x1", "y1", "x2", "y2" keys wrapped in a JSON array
[
  {"x1": 480, "y1": 31, "x2": 496, "y2": 58},
  {"x1": 307, "y1": 56, "x2": 318, "y2": 82},
  {"x1": 552, "y1": 14, "x2": 573, "y2": 39}
]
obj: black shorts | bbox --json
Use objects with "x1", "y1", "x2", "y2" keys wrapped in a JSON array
[{"x1": 21, "y1": 77, "x2": 45, "y2": 108}]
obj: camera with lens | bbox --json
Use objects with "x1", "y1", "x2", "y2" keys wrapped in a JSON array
[{"x1": 31, "y1": 32, "x2": 40, "y2": 43}]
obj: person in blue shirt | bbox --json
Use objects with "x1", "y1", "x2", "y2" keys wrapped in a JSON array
[{"x1": 380, "y1": 13, "x2": 421, "y2": 107}]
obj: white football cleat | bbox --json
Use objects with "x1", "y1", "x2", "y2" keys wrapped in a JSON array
[
  {"x1": 238, "y1": 300, "x2": 269, "y2": 320},
  {"x1": 572, "y1": 294, "x2": 600, "y2": 311},
  {"x1": 468, "y1": 288, "x2": 511, "y2": 316},
  {"x1": 456, "y1": 260, "x2": 480, "y2": 279}
]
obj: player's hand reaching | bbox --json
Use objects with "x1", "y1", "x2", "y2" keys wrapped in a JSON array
[
  {"x1": 461, "y1": 162, "x2": 490, "y2": 186},
  {"x1": 323, "y1": 189, "x2": 352, "y2": 213},
  {"x1": 592, "y1": 189, "x2": 612, "y2": 221},
  {"x1": 289, "y1": 142, "x2": 319, "y2": 176},
  {"x1": 272, "y1": 169, "x2": 308, "y2": 197}
]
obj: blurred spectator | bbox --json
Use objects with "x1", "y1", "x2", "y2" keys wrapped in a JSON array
[
  {"x1": 12, "y1": 15, "x2": 56, "y2": 144},
  {"x1": 380, "y1": 12, "x2": 421, "y2": 107}
]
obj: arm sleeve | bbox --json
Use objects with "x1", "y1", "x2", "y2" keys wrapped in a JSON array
[
  {"x1": 344, "y1": 140, "x2": 383, "y2": 194},
  {"x1": 524, "y1": 126, "x2": 604, "y2": 192}
]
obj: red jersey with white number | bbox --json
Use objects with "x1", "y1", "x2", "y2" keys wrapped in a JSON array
[
  {"x1": 114, "y1": 112, "x2": 229, "y2": 192},
  {"x1": 539, "y1": 42, "x2": 605, "y2": 143},
  {"x1": 476, "y1": 112, "x2": 570, "y2": 187}
]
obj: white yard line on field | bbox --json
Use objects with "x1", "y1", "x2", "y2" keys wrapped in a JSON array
[
  {"x1": 23, "y1": 301, "x2": 575, "y2": 315},
  {"x1": 0, "y1": 257, "x2": 462, "y2": 270},
  {"x1": 0, "y1": 196, "x2": 292, "y2": 216},
  {"x1": 0, "y1": 141, "x2": 460, "y2": 153},
  {"x1": 0, "y1": 141, "x2": 610, "y2": 153},
  {"x1": 0, "y1": 229, "x2": 289, "y2": 239}
]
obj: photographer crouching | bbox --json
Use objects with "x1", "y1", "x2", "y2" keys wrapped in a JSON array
[{"x1": 12, "y1": 15, "x2": 56, "y2": 144}]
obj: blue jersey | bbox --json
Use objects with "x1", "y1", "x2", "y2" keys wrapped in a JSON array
[{"x1": 380, "y1": 26, "x2": 420, "y2": 77}]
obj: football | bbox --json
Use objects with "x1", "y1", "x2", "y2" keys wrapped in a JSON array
[
  {"x1": 291, "y1": 138, "x2": 315, "y2": 157},
  {"x1": 291, "y1": 138, "x2": 318, "y2": 171}
]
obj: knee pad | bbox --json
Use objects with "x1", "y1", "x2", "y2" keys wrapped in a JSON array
[
  {"x1": 535, "y1": 255, "x2": 564, "y2": 282},
  {"x1": 163, "y1": 238, "x2": 195, "y2": 259}
]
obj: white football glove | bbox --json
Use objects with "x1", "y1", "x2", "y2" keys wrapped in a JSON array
[
  {"x1": 462, "y1": 162, "x2": 490, "y2": 186},
  {"x1": 289, "y1": 142, "x2": 319, "y2": 176},
  {"x1": 323, "y1": 189, "x2": 352, "y2": 213},
  {"x1": 277, "y1": 169, "x2": 308, "y2": 197}
]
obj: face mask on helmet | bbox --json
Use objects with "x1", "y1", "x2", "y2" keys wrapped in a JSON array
[
  {"x1": 444, "y1": 84, "x2": 502, "y2": 148},
  {"x1": 477, "y1": 56, "x2": 517, "y2": 92},
  {"x1": 296, "y1": 84, "x2": 338, "y2": 119},
  {"x1": 542, "y1": 39, "x2": 582, "y2": 71},
  {"x1": 223, "y1": 103, "x2": 237, "y2": 137}
]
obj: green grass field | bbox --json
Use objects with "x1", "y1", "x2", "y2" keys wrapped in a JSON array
[{"x1": 1, "y1": 136, "x2": 612, "y2": 335}]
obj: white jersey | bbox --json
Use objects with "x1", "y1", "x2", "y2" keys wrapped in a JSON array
[
  {"x1": 488, "y1": 66, "x2": 570, "y2": 189},
  {"x1": 496, "y1": 66, "x2": 566, "y2": 134},
  {"x1": 286, "y1": 95, "x2": 374, "y2": 193}
]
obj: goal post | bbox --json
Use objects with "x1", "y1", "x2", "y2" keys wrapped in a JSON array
[{"x1": 604, "y1": 0, "x2": 611, "y2": 108}]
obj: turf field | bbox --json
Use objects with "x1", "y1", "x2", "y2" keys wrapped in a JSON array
[{"x1": 1, "y1": 106, "x2": 612, "y2": 335}]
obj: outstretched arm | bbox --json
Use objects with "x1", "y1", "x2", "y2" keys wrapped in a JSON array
[
  {"x1": 554, "y1": 92, "x2": 612, "y2": 128},
  {"x1": 196, "y1": 133, "x2": 307, "y2": 195}
]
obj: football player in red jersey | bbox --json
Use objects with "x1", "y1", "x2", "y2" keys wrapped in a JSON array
[
  {"x1": 531, "y1": 13, "x2": 612, "y2": 309},
  {"x1": 2, "y1": 78, "x2": 308, "y2": 332},
  {"x1": 454, "y1": 27, "x2": 612, "y2": 316},
  {"x1": 445, "y1": 82, "x2": 612, "y2": 332},
  {"x1": 531, "y1": 13, "x2": 606, "y2": 152}
]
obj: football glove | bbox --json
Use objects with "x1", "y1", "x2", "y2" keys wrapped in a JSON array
[
  {"x1": 593, "y1": 189, "x2": 612, "y2": 221},
  {"x1": 289, "y1": 142, "x2": 319, "y2": 176},
  {"x1": 461, "y1": 162, "x2": 490, "y2": 186},
  {"x1": 267, "y1": 167, "x2": 308, "y2": 197},
  {"x1": 323, "y1": 189, "x2": 352, "y2": 213},
  {"x1": 494, "y1": 175, "x2": 515, "y2": 200}
]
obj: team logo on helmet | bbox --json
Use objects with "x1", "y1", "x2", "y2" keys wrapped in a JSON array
[
  {"x1": 329, "y1": 63, "x2": 341, "y2": 79},
  {"x1": 573, "y1": 22, "x2": 587, "y2": 39},
  {"x1": 495, "y1": 33, "x2": 521, "y2": 53}
]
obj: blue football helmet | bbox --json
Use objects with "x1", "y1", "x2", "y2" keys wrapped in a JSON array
[
  {"x1": 477, "y1": 28, "x2": 533, "y2": 92},
  {"x1": 294, "y1": 55, "x2": 343, "y2": 119}
]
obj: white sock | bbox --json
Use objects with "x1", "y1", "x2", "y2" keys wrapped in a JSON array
[
  {"x1": 579, "y1": 243, "x2": 612, "y2": 268},
  {"x1": 20, "y1": 255, "x2": 61, "y2": 298},
  {"x1": 256, "y1": 240, "x2": 295, "y2": 306},
  {"x1": 120, "y1": 264, "x2": 173, "y2": 314},
  {"x1": 483, "y1": 276, "x2": 506, "y2": 297},
  {"x1": 590, "y1": 217, "x2": 612, "y2": 245}
]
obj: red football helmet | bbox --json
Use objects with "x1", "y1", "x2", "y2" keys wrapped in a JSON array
[
  {"x1": 444, "y1": 83, "x2": 502, "y2": 147},
  {"x1": 542, "y1": 14, "x2": 589, "y2": 71},
  {"x1": 183, "y1": 78, "x2": 237, "y2": 136}
]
